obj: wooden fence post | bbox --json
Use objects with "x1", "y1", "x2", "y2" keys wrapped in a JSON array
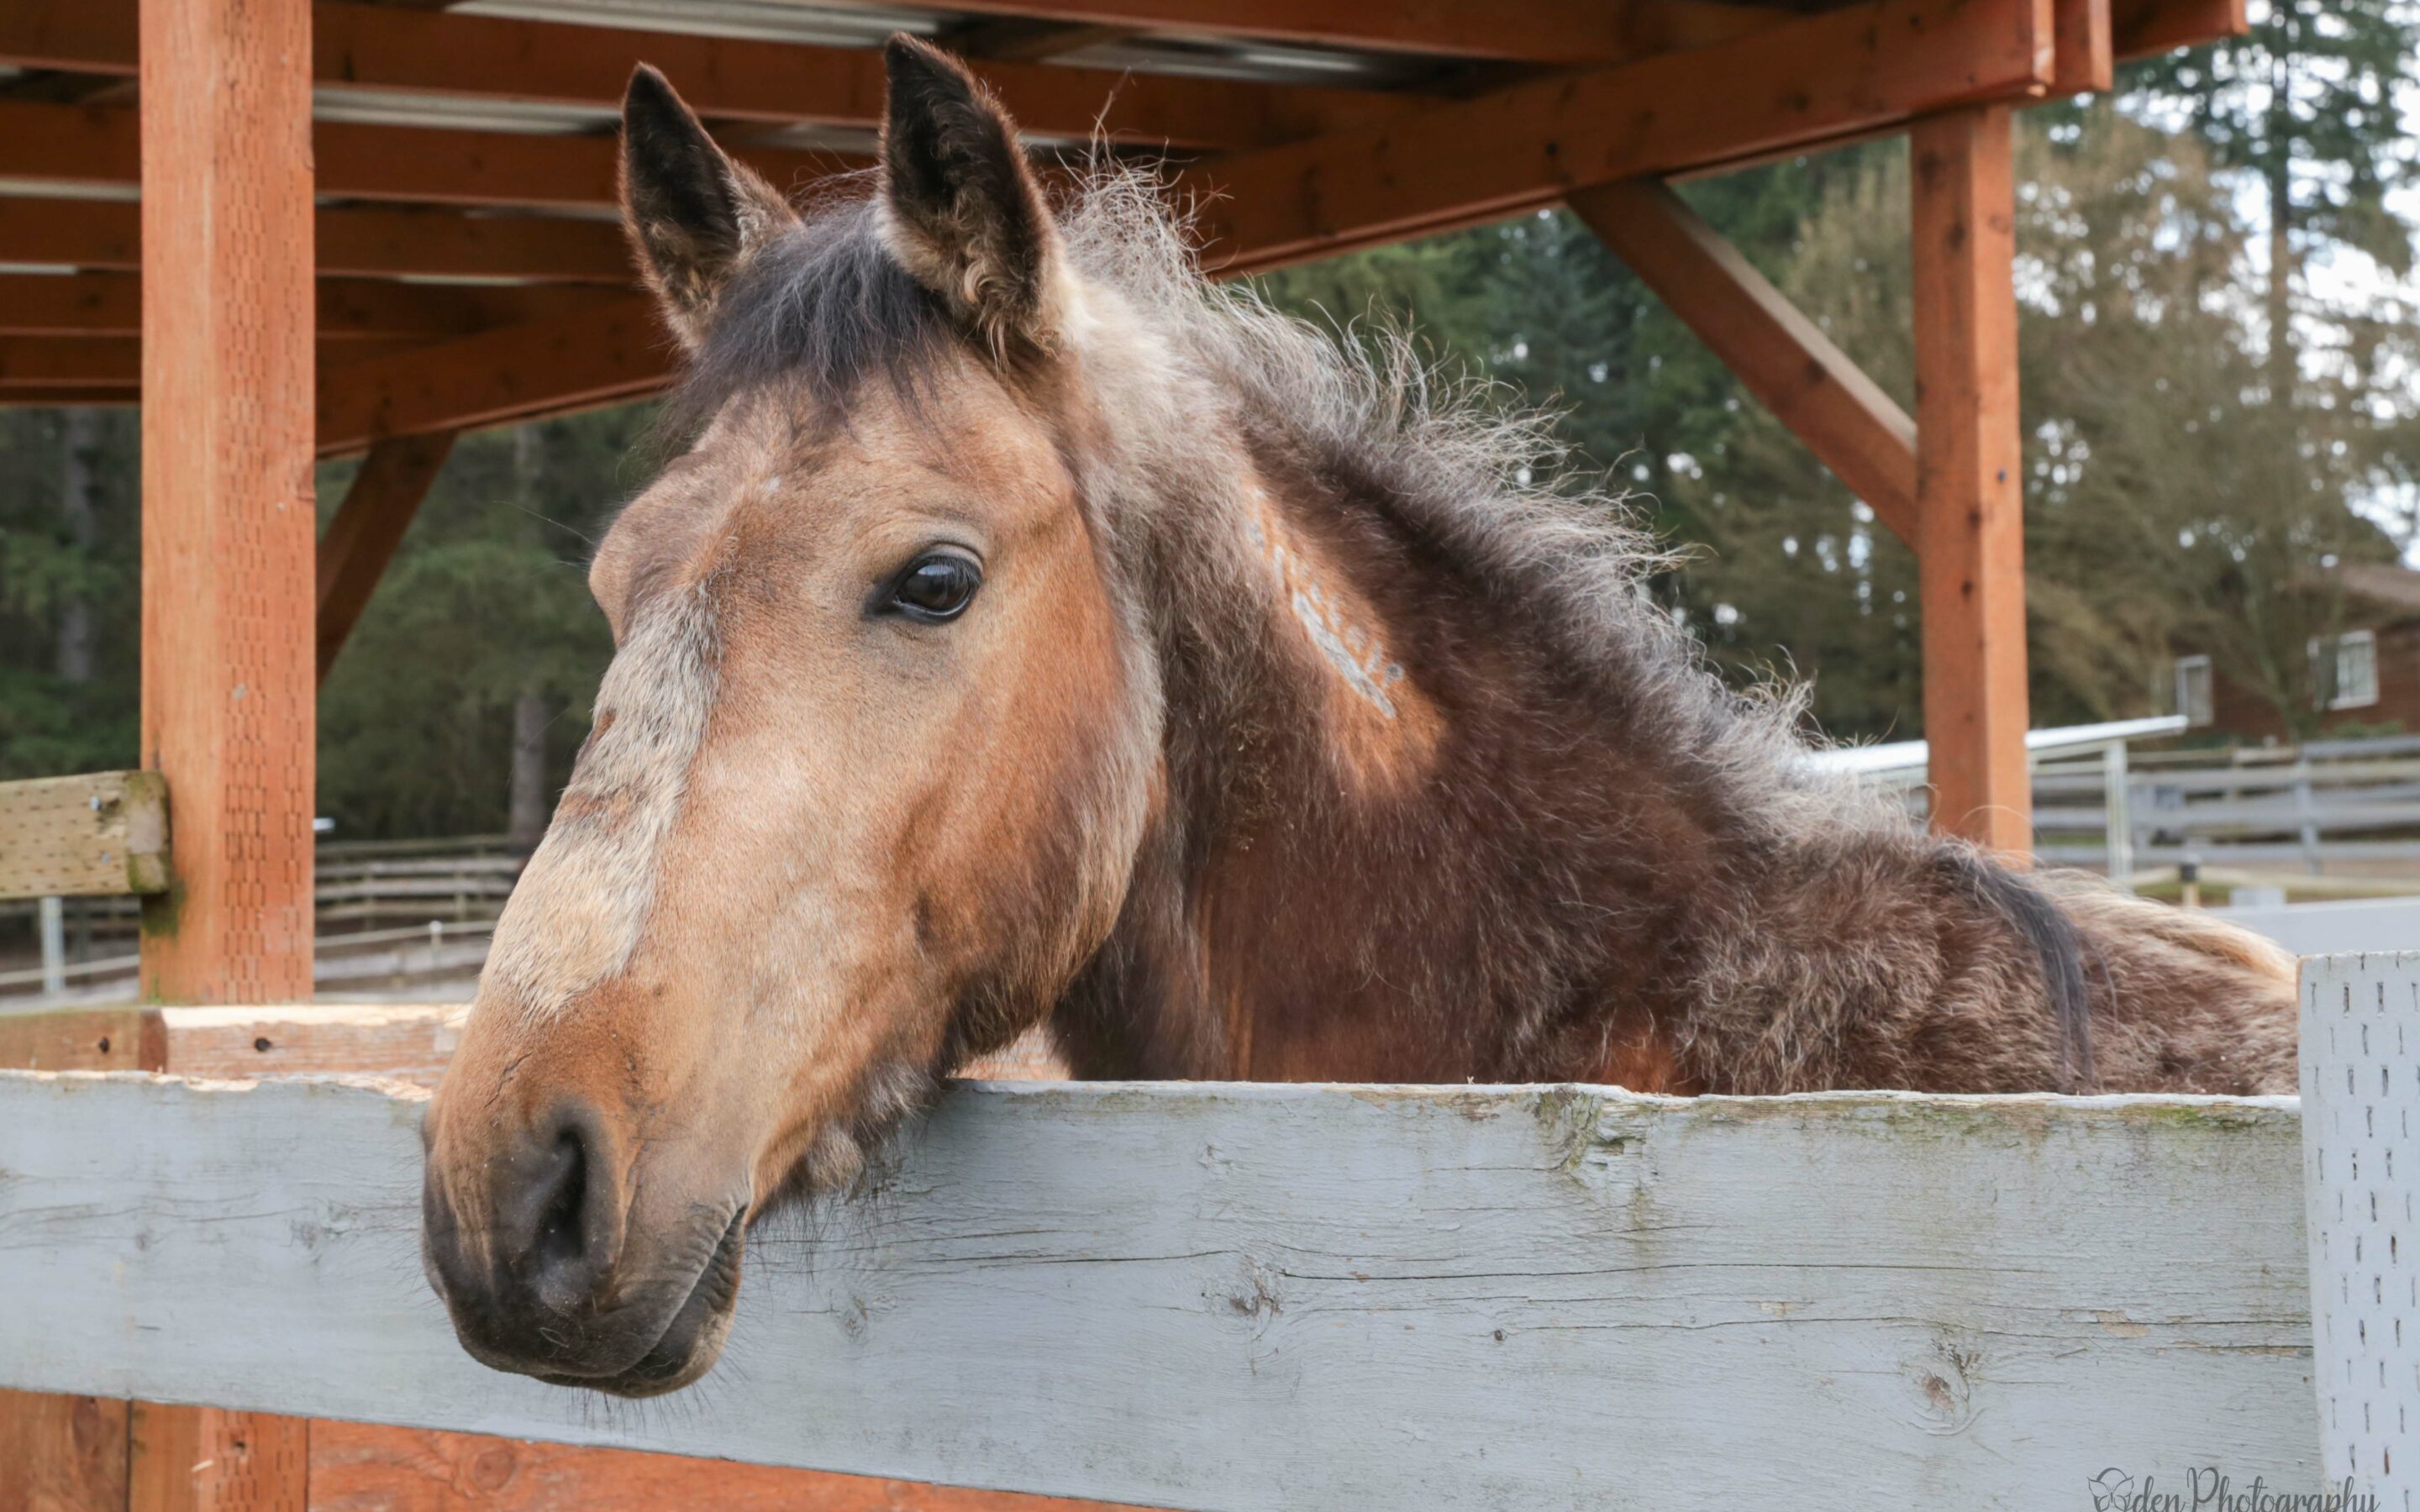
[
  {"x1": 137, "y1": 0, "x2": 318, "y2": 1005},
  {"x1": 1911, "y1": 103, "x2": 2032, "y2": 854},
  {"x1": 133, "y1": 0, "x2": 318, "y2": 1504}
]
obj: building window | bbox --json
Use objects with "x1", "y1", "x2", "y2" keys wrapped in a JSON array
[
  {"x1": 2309, "y1": 629, "x2": 2380, "y2": 711},
  {"x1": 2173, "y1": 655, "x2": 2213, "y2": 728}
]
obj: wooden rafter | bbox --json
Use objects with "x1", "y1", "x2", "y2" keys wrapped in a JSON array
[
  {"x1": 0, "y1": 270, "x2": 623, "y2": 340},
  {"x1": 2053, "y1": 0, "x2": 2116, "y2": 94},
  {"x1": 0, "y1": 198, "x2": 633, "y2": 282},
  {"x1": 0, "y1": 99, "x2": 865, "y2": 213},
  {"x1": 1187, "y1": 0, "x2": 2059, "y2": 274},
  {"x1": 898, "y1": 0, "x2": 1793, "y2": 64},
  {"x1": 0, "y1": 0, "x2": 1416, "y2": 151},
  {"x1": 317, "y1": 294, "x2": 672, "y2": 457},
  {"x1": 2112, "y1": 0, "x2": 2245, "y2": 59},
  {"x1": 0, "y1": 338, "x2": 141, "y2": 388},
  {"x1": 317, "y1": 433, "x2": 458, "y2": 682},
  {"x1": 1566, "y1": 180, "x2": 1919, "y2": 544}
]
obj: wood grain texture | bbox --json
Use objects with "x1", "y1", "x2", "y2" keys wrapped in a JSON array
[
  {"x1": 0, "y1": 0, "x2": 1408, "y2": 151},
  {"x1": 316, "y1": 297, "x2": 671, "y2": 458},
  {"x1": 0, "y1": 200, "x2": 631, "y2": 285},
  {"x1": 308, "y1": 1423, "x2": 1160, "y2": 1512},
  {"x1": 1189, "y1": 0, "x2": 2055, "y2": 273},
  {"x1": 154, "y1": 1005, "x2": 466, "y2": 1085},
  {"x1": 317, "y1": 436, "x2": 458, "y2": 683},
  {"x1": 0, "y1": 98, "x2": 865, "y2": 214},
  {"x1": 129, "y1": 1404, "x2": 305, "y2": 1512},
  {"x1": 1911, "y1": 105, "x2": 2033, "y2": 853},
  {"x1": 0, "y1": 1389, "x2": 129, "y2": 1512},
  {"x1": 0, "y1": 1072, "x2": 2318, "y2": 1511},
  {"x1": 1568, "y1": 178, "x2": 1919, "y2": 543},
  {"x1": 0, "y1": 770, "x2": 169, "y2": 898},
  {"x1": 136, "y1": 0, "x2": 316, "y2": 1003},
  {"x1": 0, "y1": 1005, "x2": 163, "y2": 1074}
]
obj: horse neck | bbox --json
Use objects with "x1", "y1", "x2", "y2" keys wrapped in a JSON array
[{"x1": 1052, "y1": 412, "x2": 1767, "y2": 1084}]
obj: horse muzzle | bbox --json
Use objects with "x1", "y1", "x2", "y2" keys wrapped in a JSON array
[{"x1": 419, "y1": 1098, "x2": 749, "y2": 1397}]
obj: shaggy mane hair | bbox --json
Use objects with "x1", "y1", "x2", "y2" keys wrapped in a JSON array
[{"x1": 677, "y1": 168, "x2": 1860, "y2": 838}]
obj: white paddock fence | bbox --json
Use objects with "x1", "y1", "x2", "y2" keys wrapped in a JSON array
[{"x1": 0, "y1": 954, "x2": 2412, "y2": 1509}]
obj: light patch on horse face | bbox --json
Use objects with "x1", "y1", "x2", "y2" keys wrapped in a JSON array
[
  {"x1": 1240, "y1": 486, "x2": 1441, "y2": 790},
  {"x1": 481, "y1": 589, "x2": 718, "y2": 1024}
]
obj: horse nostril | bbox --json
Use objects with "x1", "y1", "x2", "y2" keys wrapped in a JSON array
[
  {"x1": 497, "y1": 1110, "x2": 618, "y2": 1315},
  {"x1": 529, "y1": 1129, "x2": 588, "y2": 1284}
]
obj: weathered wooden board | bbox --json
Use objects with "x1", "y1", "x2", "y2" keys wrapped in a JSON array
[
  {"x1": 0, "y1": 1072, "x2": 2316, "y2": 1511},
  {"x1": 0, "y1": 769, "x2": 169, "y2": 898}
]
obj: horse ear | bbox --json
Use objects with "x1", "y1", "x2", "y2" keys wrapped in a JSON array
[
  {"x1": 878, "y1": 35, "x2": 1065, "y2": 353},
  {"x1": 620, "y1": 66, "x2": 797, "y2": 349}
]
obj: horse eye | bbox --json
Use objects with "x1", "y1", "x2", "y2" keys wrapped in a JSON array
[{"x1": 886, "y1": 553, "x2": 981, "y2": 622}]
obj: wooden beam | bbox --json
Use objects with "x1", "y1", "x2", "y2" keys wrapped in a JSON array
[
  {"x1": 139, "y1": 0, "x2": 316, "y2": 1003},
  {"x1": 0, "y1": 98, "x2": 865, "y2": 213},
  {"x1": 312, "y1": 1421, "x2": 1154, "y2": 1511},
  {"x1": 317, "y1": 294, "x2": 672, "y2": 456},
  {"x1": 0, "y1": 0, "x2": 1414, "y2": 150},
  {"x1": 886, "y1": 0, "x2": 1796, "y2": 64},
  {"x1": 1187, "y1": 0, "x2": 2057, "y2": 273},
  {"x1": 129, "y1": 1403, "x2": 307, "y2": 1512},
  {"x1": 0, "y1": 769, "x2": 169, "y2": 898},
  {"x1": 0, "y1": 271, "x2": 627, "y2": 340},
  {"x1": 1566, "y1": 179, "x2": 1919, "y2": 543},
  {"x1": 0, "y1": 1390, "x2": 129, "y2": 1512},
  {"x1": 0, "y1": 385, "x2": 139, "y2": 407},
  {"x1": 2112, "y1": 0, "x2": 2246, "y2": 59},
  {"x1": 0, "y1": 197, "x2": 634, "y2": 282},
  {"x1": 1911, "y1": 105, "x2": 2031, "y2": 853},
  {"x1": 317, "y1": 433, "x2": 458, "y2": 681},
  {"x1": 0, "y1": 1071, "x2": 2321, "y2": 1508},
  {"x1": 0, "y1": 336, "x2": 140, "y2": 388},
  {"x1": 2052, "y1": 0, "x2": 2114, "y2": 94}
]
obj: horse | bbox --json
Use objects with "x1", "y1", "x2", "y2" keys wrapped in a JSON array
[{"x1": 419, "y1": 37, "x2": 2300, "y2": 1397}]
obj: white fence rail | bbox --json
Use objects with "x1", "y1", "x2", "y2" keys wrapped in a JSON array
[
  {"x1": 0, "y1": 1069, "x2": 2317, "y2": 1510},
  {"x1": 2033, "y1": 736, "x2": 2420, "y2": 876}
]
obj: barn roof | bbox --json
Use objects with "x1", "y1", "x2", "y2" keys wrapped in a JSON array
[{"x1": 0, "y1": 0, "x2": 2238, "y2": 443}]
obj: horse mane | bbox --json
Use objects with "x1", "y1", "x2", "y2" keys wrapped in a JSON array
[{"x1": 675, "y1": 167, "x2": 1869, "y2": 846}]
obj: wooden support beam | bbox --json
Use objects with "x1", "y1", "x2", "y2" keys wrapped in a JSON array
[
  {"x1": 312, "y1": 1421, "x2": 1150, "y2": 1511},
  {"x1": 139, "y1": 0, "x2": 317, "y2": 1004},
  {"x1": 0, "y1": 769, "x2": 169, "y2": 898},
  {"x1": 317, "y1": 294, "x2": 673, "y2": 456},
  {"x1": 2052, "y1": 0, "x2": 2114, "y2": 94},
  {"x1": 0, "y1": 270, "x2": 626, "y2": 340},
  {"x1": 2112, "y1": 0, "x2": 2246, "y2": 59},
  {"x1": 0, "y1": 0, "x2": 1413, "y2": 150},
  {"x1": 886, "y1": 0, "x2": 1793, "y2": 63},
  {"x1": 1187, "y1": 0, "x2": 2057, "y2": 273},
  {"x1": 0, "y1": 386, "x2": 139, "y2": 407},
  {"x1": 317, "y1": 433, "x2": 457, "y2": 681},
  {"x1": 1911, "y1": 106, "x2": 2031, "y2": 853},
  {"x1": 0, "y1": 336, "x2": 141, "y2": 388},
  {"x1": 1566, "y1": 180, "x2": 1919, "y2": 543},
  {"x1": 0, "y1": 197, "x2": 634, "y2": 283},
  {"x1": 0, "y1": 98, "x2": 865, "y2": 213},
  {"x1": 129, "y1": 1403, "x2": 307, "y2": 1512},
  {"x1": 1, "y1": 1390, "x2": 130, "y2": 1512}
]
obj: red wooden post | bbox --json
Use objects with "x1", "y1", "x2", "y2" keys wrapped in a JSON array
[
  {"x1": 134, "y1": 0, "x2": 318, "y2": 1503},
  {"x1": 1911, "y1": 103, "x2": 2033, "y2": 854},
  {"x1": 138, "y1": 0, "x2": 317, "y2": 1000}
]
